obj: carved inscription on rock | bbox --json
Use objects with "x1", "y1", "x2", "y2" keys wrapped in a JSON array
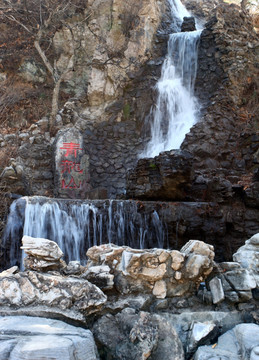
[{"x1": 55, "y1": 129, "x2": 91, "y2": 198}]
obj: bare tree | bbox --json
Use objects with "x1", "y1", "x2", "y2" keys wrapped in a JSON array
[{"x1": 0, "y1": 0, "x2": 88, "y2": 133}]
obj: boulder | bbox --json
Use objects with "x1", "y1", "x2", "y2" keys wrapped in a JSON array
[
  {"x1": 86, "y1": 241, "x2": 214, "y2": 298},
  {"x1": 187, "y1": 321, "x2": 217, "y2": 356},
  {"x1": 22, "y1": 235, "x2": 64, "y2": 271},
  {"x1": 0, "y1": 316, "x2": 99, "y2": 360},
  {"x1": 206, "y1": 232, "x2": 258, "y2": 303},
  {"x1": 93, "y1": 309, "x2": 184, "y2": 360},
  {"x1": 0, "y1": 270, "x2": 107, "y2": 322},
  {"x1": 209, "y1": 277, "x2": 225, "y2": 304}
]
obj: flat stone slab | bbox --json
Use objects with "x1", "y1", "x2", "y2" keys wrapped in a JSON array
[{"x1": 0, "y1": 316, "x2": 99, "y2": 360}]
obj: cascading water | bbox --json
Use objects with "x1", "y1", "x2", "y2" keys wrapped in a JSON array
[
  {"x1": 141, "y1": 0, "x2": 201, "y2": 158},
  {"x1": 2, "y1": 197, "x2": 168, "y2": 269}
]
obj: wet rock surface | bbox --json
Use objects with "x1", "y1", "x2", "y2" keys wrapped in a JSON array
[
  {"x1": 181, "y1": 17, "x2": 196, "y2": 32},
  {"x1": 2, "y1": 196, "x2": 258, "y2": 269}
]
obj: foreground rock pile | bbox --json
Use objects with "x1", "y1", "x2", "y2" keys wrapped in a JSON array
[
  {"x1": 0, "y1": 233, "x2": 258, "y2": 359},
  {"x1": 86, "y1": 239, "x2": 214, "y2": 298}
]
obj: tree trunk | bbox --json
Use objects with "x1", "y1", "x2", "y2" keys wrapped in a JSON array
[
  {"x1": 34, "y1": 39, "x2": 54, "y2": 76},
  {"x1": 49, "y1": 77, "x2": 62, "y2": 135},
  {"x1": 48, "y1": 56, "x2": 74, "y2": 135}
]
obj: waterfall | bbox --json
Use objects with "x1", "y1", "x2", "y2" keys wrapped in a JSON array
[
  {"x1": 2, "y1": 197, "x2": 168, "y2": 269},
  {"x1": 141, "y1": 0, "x2": 201, "y2": 158}
]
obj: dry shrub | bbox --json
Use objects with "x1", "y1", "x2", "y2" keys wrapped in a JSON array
[
  {"x1": 0, "y1": 77, "x2": 51, "y2": 129},
  {"x1": 0, "y1": 145, "x2": 18, "y2": 173}
]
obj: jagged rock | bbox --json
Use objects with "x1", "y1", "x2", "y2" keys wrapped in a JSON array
[
  {"x1": 93, "y1": 309, "x2": 184, "y2": 360},
  {"x1": 208, "y1": 257, "x2": 257, "y2": 303},
  {"x1": 86, "y1": 241, "x2": 214, "y2": 298},
  {"x1": 22, "y1": 235, "x2": 64, "y2": 271},
  {"x1": 187, "y1": 321, "x2": 217, "y2": 356},
  {"x1": 159, "y1": 311, "x2": 254, "y2": 351},
  {"x1": 0, "y1": 270, "x2": 107, "y2": 322},
  {"x1": 181, "y1": 16, "x2": 196, "y2": 32},
  {"x1": 194, "y1": 323, "x2": 259, "y2": 360},
  {"x1": 0, "y1": 316, "x2": 99, "y2": 360}
]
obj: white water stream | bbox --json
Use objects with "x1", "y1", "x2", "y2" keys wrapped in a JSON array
[
  {"x1": 141, "y1": 0, "x2": 201, "y2": 158},
  {"x1": 3, "y1": 197, "x2": 168, "y2": 268}
]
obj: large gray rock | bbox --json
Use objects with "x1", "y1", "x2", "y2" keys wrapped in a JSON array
[
  {"x1": 158, "y1": 311, "x2": 253, "y2": 352},
  {"x1": 0, "y1": 316, "x2": 99, "y2": 360},
  {"x1": 209, "y1": 277, "x2": 225, "y2": 304},
  {"x1": 194, "y1": 323, "x2": 259, "y2": 360},
  {"x1": 208, "y1": 248, "x2": 257, "y2": 303},
  {"x1": 93, "y1": 309, "x2": 184, "y2": 360}
]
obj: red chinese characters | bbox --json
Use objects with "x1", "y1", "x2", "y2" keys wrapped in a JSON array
[
  {"x1": 61, "y1": 178, "x2": 82, "y2": 189},
  {"x1": 60, "y1": 142, "x2": 83, "y2": 190},
  {"x1": 61, "y1": 160, "x2": 83, "y2": 174},
  {"x1": 60, "y1": 142, "x2": 82, "y2": 157}
]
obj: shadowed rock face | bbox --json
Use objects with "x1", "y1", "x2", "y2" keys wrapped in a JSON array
[{"x1": 126, "y1": 150, "x2": 194, "y2": 201}]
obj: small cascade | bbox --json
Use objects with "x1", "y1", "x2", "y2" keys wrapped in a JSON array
[
  {"x1": 2, "y1": 197, "x2": 168, "y2": 269},
  {"x1": 141, "y1": 0, "x2": 201, "y2": 158}
]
